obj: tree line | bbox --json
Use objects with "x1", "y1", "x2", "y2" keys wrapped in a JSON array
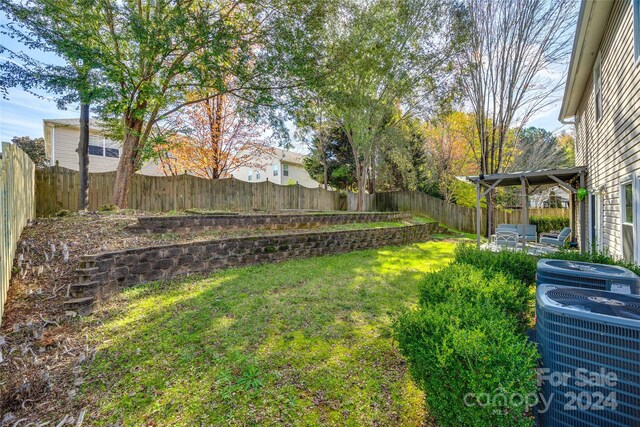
[{"x1": 1, "y1": 0, "x2": 577, "y2": 212}]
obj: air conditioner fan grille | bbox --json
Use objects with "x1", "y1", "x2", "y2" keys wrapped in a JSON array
[{"x1": 546, "y1": 288, "x2": 640, "y2": 320}]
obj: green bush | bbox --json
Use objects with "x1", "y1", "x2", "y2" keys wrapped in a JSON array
[
  {"x1": 454, "y1": 244, "x2": 538, "y2": 284},
  {"x1": 395, "y1": 264, "x2": 538, "y2": 426},
  {"x1": 454, "y1": 243, "x2": 640, "y2": 285},
  {"x1": 395, "y1": 286, "x2": 538, "y2": 426},
  {"x1": 418, "y1": 264, "x2": 529, "y2": 327},
  {"x1": 98, "y1": 203, "x2": 119, "y2": 212},
  {"x1": 529, "y1": 216, "x2": 569, "y2": 234}
]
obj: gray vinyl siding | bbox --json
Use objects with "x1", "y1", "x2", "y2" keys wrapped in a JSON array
[{"x1": 575, "y1": 0, "x2": 640, "y2": 258}]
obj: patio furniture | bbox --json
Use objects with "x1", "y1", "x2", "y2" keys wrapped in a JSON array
[
  {"x1": 516, "y1": 224, "x2": 537, "y2": 242},
  {"x1": 496, "y1": 224, "x2": 537, "y2": 242},
  {"x1": 491, "y1": 230, "x2": 519, "y2": 247},
  {"x1": 539, "y1": 227, "x2": 572, "y2": 248}
]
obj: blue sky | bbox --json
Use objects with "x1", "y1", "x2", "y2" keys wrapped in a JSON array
[{"x1": 0, "y1": 13, "x2": 572, "y2": 144}]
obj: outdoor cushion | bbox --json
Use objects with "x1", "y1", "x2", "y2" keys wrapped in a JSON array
[
  {"x1": 515, "y1": 224, "x2": 537, "y2": 241},
  {"x1": 540, "y1": 227, "x2": 571, "y2": 247}
]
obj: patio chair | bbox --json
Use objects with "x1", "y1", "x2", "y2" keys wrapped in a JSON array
[
  {"x1": 539, "y1": 227, "x2": 572, "y2": 247},
  {"x1": 491, "y1": 230, "x2": 519, "y2": 247},
  {"x1": 496, "y1": 224, "x2": 517, "y2": 232},
  {"x1": 516, "y1": 224, "x2": 538, "y2": 242}
]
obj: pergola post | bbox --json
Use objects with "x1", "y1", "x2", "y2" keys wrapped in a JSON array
[
  {"x1": 476, "y1": 180, "x2": 481, "y2": 247},
  {"x1": 520, "y1": 176, "x2": 528, "y2": 249},
  {"x1": 579, "y1": 172, "x2": 586, "y2": 253}
]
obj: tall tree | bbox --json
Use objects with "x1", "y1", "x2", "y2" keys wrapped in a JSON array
[
  {"x1": 4, "y1": 0, "x2": 327, "y2": 207},
  {"x1": 318, "y1": 0, "x2": 462, "y2": 210},
  {"x1": 303, "y1": 124, "x2": 357, "y2": 191},
  {"x1": 423, "y1": 111, "x2": 478, "y2": 202},
  {"x1": 153, "y1": 93, "x2": 273, "y2": 179},
  {"x1": 509, "y1": 127, "x2": 573, "y2": 172},
  {"x1": 460, "y1": 0, "x2": 577, "y2": 233},
  {"x1": 1, "y1": 0, "x2": 104, "y2": 210}
]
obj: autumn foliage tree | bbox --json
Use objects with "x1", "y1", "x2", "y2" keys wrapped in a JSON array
[
  {"x1": 154, "y1": 94, "x2": 273, "y2": 179},
  {"x1": 423, "y1": 112, "x2": 478, "y2": 203}
]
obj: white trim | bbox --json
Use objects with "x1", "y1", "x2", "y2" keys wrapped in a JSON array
[
  {"x1": 588, "y1": 192, "x2": 603, "y2": 252},
  {"x1": 619, "y1": 175, "x2": 637, "y2": 262},
  {"x1": 634, "y1": 0, "x2": 640, "y2": 63},
  {"x1": 593, "y1": 51, "x2": 603, "y2": 122},
  {"x1": 51, "y1": 126, "x2": 55, "y2": 164}
]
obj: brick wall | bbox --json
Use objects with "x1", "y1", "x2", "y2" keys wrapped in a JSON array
[
  {"x1": 129, "y1": 212, "x2": 413, "y2": 234},
  {"x1": 64, "y1": 223, "x2": 440, "y2": 313}
]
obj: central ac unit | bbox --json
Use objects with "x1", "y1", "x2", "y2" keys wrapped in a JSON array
[
  {"x1": 537, "y1": 259, "x2": 640, "y2": 295},
  {"x1": 536, "y1": 284, "x2": 640, "y2": 426}
]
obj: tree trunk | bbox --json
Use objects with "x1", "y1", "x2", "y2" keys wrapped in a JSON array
[
  {"x1": 323, "y1": 158, "x2": 328, "y2": 190},
  {"x1": 112, "y1": 117, "x2": 144, "y2": 208},
  {"x1": 77, "y1": 103, "x2": 90, "y2": 211}
]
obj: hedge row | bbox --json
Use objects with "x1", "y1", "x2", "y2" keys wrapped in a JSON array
[
  {"x1": 394, "y1": 264, "x2": 538, "y2": 426},
  {"x1": 528, "y1": 216, "x2": 570, "y2": 234},
  {"x1": 455, "y1": 243, "x2": 640, "y2": 284}
]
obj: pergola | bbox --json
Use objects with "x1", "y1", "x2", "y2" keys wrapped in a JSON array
[{"x1": 466, "y1": 166, "x2": 588, "y2": 252}]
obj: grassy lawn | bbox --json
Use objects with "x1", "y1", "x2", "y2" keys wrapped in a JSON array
[{"x1": 81, "y1": 240, "x2": 457, "y2": 426}]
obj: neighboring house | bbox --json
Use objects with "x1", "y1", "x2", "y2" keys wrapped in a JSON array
[
  {"x1": 42, "y1": 118, "x2": 163, "y2": 175},
  {"x1": 559, "y1": 0, "x2": 640, "y2": 261},
  {"x1": 529, "y1": 186, "x2": 570, "y2": 209},
  {"x1": 232, "y1": 147, "x2": 321, "y2": 188}
]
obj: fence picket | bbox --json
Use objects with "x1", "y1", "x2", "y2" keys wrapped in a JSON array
[{"x1": 0, "y1": 143, "x2": 35, "y2": 323}]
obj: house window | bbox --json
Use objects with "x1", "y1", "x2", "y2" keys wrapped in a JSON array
[
  {"x1": 248, "y1": 171, "x2": 252, "y2": 181},
  {"x1": 104, "y1": 139, "x2": 120, "y2": 158},
  {"x1": 256, "y1": 170, "x2": 261, "y2": 180},
  {"x1": 88, "y1": 135, "x2": 120, "y2": 158},
  {"x1": 88, "y1": 135, "x2": 104, "y2": 156},
  {"x1": 594, "y1": 52, "x2": 603, "y2": 121},
  {"x1": 634, "y1": 0, "x2": 640, "y2": 62},
  {"x1": 273, "y1": 164, "x2": 279, "y2": 176},
  {"x1": 283, "y1": 164, "x2": 289, "y2": 177},
  {"x1": 623, "y1": 182, "x2": 633, "y2": 224}
]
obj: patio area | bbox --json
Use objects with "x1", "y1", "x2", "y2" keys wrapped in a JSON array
[
  {"x1": 480, "y1": 240, "x2": 560, "y2": 255},
  {"x1": 467, "y1": 166, "x2": 588, "y2": 252}
]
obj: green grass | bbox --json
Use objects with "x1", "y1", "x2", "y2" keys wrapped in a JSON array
[{"x1": 82, "y1": 241, "x2": 457, "y2": 426}]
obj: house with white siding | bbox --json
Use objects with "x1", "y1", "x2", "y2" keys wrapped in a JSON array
[
  {"x1": 559, "y1": 0, "x2": 640, "y2": 261},
  {"x1": 231, "y1": 147, "x2": 321, "y2": 188},
  {"x1": 42, "y1": 118, "x2": 163, "y2": 175}
]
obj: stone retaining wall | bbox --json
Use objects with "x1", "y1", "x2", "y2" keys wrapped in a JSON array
[
  {"x1": 64, "y1": 222, "x2": 440, "y2": 313},
  {"x1": 129, "y1": 212, "x2": 412, "y2": 234}
]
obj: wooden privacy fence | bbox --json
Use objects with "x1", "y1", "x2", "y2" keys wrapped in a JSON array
[
  {"x1": 347, "y1": 191, "x2": 569, "y2": 235},
  {"x1": 36, "y1": 166, "x2": 344, "y2": 216},
  {"x1": 1, "y1": 143, "x2": 36, "y2": 323}
]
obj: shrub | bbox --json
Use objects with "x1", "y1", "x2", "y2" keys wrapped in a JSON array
[
  {"x1": 454, "y1": 243, "x2": 640, "y2": 285},
  {"x1": 529, "y1": 216, "x2": 570, "y2": 234},
  {"x1": 98, "y1": 203, "x2": 119, "y2": 212},
  {"x1": 418, "y1": 264, "x2": 529, "y2": 327},
  {"x1": 395, "y1": 295, "x2": 538, "y2": 427},
  {"x1": 55, "y1": 209, "x2": 71, "y2": 217},
  {"x1": 454, "y1": 244, "x2": 538, "y2": 285}
]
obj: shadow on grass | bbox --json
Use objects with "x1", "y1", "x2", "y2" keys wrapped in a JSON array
[{"x1": 82, "y1": 241, "x2": 457, "y2": 426}]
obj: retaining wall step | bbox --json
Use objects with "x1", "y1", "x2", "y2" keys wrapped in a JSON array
[
  {"x1": 69, "y1": 281, "x2": 101, "y2": 297},
  {"x1": 63, "y1": 297, "x2": 95, "y2": 313},
  {"x1": 75, "y1": 267, "x2": 99, "y2": 274}
]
